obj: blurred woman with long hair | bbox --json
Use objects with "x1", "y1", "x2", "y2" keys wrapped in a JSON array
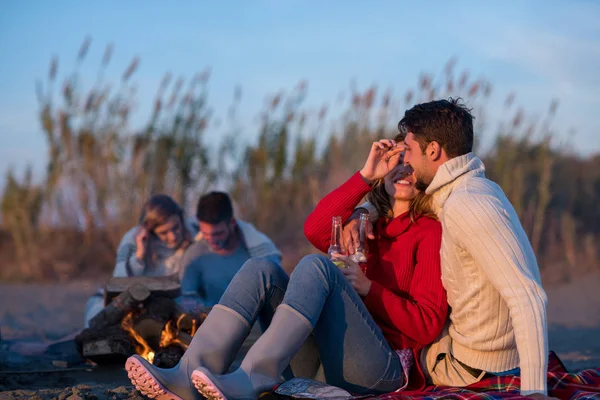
[{"x1": 83, "y1": 194, "x2": 197, "y2": 326}]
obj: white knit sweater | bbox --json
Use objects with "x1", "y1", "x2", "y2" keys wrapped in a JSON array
[{"x1": 362, "y1": 153, "x2": 548, "y2": 395}]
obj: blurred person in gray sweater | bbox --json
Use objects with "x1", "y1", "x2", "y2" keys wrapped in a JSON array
[{"x1": 83, "y1": 194, "x2": 198, "y2": 326}]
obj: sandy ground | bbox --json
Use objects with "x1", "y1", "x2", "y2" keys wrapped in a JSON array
[{"x1": 1, "y1": 274, "x2": 599, "y2": 399}]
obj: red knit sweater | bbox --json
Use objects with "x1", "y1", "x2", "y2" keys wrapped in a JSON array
[{"x1": 304, "y1": 172, "x2": 448, "y2": 388}]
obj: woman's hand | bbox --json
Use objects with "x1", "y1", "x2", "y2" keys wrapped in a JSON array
[
  {"x1": 359, "y1": 139, "x2": 405, "y2": 183},
  {"x1": 135, "y1": 227, "x2": 149, "y2": 260},
  {"x1": 333, "y1": 254, "x2": 372, "y2": 297},
  {"x1": 343, "y1": 212, "x2": 374, "y2": 255}
]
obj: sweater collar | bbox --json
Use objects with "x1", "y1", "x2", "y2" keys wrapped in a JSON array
[
  {"x1": 378, "y1": 211, "x2": 413, "y2": 238},
  {"x1": 425, "y1": 153, "x2": 486, "y2": 210}
]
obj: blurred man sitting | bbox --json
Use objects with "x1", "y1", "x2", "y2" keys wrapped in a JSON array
[{"x1": 180, "y1": 191, "x2": 282, "y2": 308}]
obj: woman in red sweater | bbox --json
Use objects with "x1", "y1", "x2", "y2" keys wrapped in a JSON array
[
  {"x1": 303, "y1": 137, "x2": 448, "y2": 391},
  {"x1": 126, "y1": 138, "x2": 446, "y2": 400}
]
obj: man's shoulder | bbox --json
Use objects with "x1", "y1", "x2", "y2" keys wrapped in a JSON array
[{"x1": 447, "y1": 175, "x2": 504, "y2": 207}]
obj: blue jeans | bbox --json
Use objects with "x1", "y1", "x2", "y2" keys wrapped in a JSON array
[{"x1": 218, "y1": 255, "x2": 404, "y2": 395}]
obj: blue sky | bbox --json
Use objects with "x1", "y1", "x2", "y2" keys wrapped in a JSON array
[{"x1": 1, "y1": 0, "x2": 599, "y2": 185}]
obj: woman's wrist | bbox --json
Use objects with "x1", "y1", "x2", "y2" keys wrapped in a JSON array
[{"x1": 359, "y1": 169, "x2": 375, "y2": 185}]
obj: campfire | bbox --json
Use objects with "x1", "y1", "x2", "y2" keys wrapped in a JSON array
[{"x1": 75, "y1": 276, "x2": 207, "y2": 368}]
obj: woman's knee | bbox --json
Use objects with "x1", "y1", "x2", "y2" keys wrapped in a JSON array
[
  {"x1": 294, "y1": 254, "x2": 336, "y2": 277},
  {"x1": 240, "y1": 257, "x2": 288, "y2": 282}
]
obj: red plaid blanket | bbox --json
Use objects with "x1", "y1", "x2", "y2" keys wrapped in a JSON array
[{"x1": 368, "y1": 352, "x2": 600, "y2": 399}]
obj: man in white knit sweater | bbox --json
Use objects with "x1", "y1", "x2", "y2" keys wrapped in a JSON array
[{"x1": 352, "y1": 99, "x2": 552, "y2": 398}]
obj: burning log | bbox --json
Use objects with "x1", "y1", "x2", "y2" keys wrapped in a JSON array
[
  {"x1": 75, "y1": 277, "x2": 210, "y2": 367},
  {"x1": 89, "y1": 283, "x2": 151, "y2": 331},
  {"x1": 131, "y1": 296, "x2": 178, "y2": 350}
]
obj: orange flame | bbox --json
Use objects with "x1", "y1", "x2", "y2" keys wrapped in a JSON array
[
  {"x1": 121, "y1": 312, "x2": 155, "y2": 363},
  {"x1": 175, "y1": 314, "x2": 198, "y2": 337},
  {"x1": 190, "y1": 317, "x2": 198, "y2": 337},
  {"x1": 159, "y1": 320, "x2": 178, "y2": 348},
  {"x1": 160, "y1": 319, "x2": 189, "y2": 350},
  {"x1": 121, "y1": 311, "x2": 204, "y2": 362}
]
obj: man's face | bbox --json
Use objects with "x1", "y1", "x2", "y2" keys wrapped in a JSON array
[
  {"x1": 154, "y1": 215, "x2": 184, "y2": 248},
  {"x1": 199, "y1": 219, "x2": 235, "y2": 252},
  {"x1": 403, "y1": 132, "x2": 435, "y2": 191}
]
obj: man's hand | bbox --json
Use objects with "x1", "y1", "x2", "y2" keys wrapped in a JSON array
[
  {"x1": 343, "y1": 211, "x2": 374, "y2": 255},
  {"x1": 359, "y1": 139, "x2": 405, "y2": 182},
  {"x1": 333, "y1": 254, "x2": 372, "y2": 297},
  {"x1": 135, "y1": 227, "x2": 149, "y2": 260},
  {"x1": 525, "y1": 393, "x2": 559, "y2": 400}
]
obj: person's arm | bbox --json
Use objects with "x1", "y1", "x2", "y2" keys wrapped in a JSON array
[
  {"x1": 304, "y1": 172, "x2": 373, "y2": 253},
  {"x1": 323, "y1": 139, "x2": 403, "y2": 253},
  {"x1": 362, "y1": 222, "x2": 448, "y2": 344},
  {"x1": 445, "y1": 193, "x2": 548, "y2": 396},
  {"x1": 113, "y1": 228, "x2": 145, "y2": 277},
  {"x1": 352, "y1": 201, "x2": 379, "y2": 223},
  {"x1": 181, "y1": 261, "x2": 204, "y2": 296}
]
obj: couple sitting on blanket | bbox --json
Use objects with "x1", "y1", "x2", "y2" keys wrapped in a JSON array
[{"x1": 125, "y1": 98, "x2": 555, "y2": 400}]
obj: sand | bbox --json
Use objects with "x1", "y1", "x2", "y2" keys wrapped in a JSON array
[{"x1": 1, "y1": 274, "x2": 599, "y2": 399}]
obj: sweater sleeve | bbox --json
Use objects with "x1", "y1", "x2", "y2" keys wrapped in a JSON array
[
  {"x1": 304, "y1": 172, "x2": 373, "y2": 253},
  {"x1": 445, "y1": 193, "x2": 548, "y2": 396},
  {"x1": 354, "y1": 201, "x2": 380, "y2": 223},
  {"x1": 363, "y1": 221, "x2": 448, "y2": 344},
  {"x1": 113, "y1": 228, "x2": 145, "y2": 277}
]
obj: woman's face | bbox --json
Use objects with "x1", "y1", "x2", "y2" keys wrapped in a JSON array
[
  {"x1": 383, "y1": 153, "x2": 419, "y2": 202},
  {"x1": 153, "y1": 215, "x2": 184, "y2": 248}
]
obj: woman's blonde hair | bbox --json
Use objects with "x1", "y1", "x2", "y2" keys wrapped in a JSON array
[
  {"x1": 365, "y1": 134, "x2": 436, "y2": 223},
  {"x1": 139, "y1": 194, "x2": 184, "y2": 232}
]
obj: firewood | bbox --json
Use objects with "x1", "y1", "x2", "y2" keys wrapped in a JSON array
[
  {"x1": 81, "y1": 337, "x2": 136, "y2": 364},
  {"x1": 132, "y1": 317, "x2": 166, "y2": 350},
  {"x1": 174, "y1": 313, "x2": 200, "y2": 335},
  {"x1": 143, "y1": 296, "x2": 178, "y2": 322},
  {"x1": 75, "y1": 325, "x2": 130, "y2": 354},
  {"x1": 105, "y1": 275, "x2": 181, "y2": 304},
  {"x1": 177, "y1": 331, "x2": 192, "y2": 347},
  {"x1": 89, "y1": 283, "x2": 151, "y2": 331}
]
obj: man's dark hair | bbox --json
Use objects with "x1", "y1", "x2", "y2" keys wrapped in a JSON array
[
  {"x1": 196, "y1": 191, "x2": 234, "y2": 224},
  {"x1": 398, "y1": 97, "x2": 474, "y2": 158}
]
